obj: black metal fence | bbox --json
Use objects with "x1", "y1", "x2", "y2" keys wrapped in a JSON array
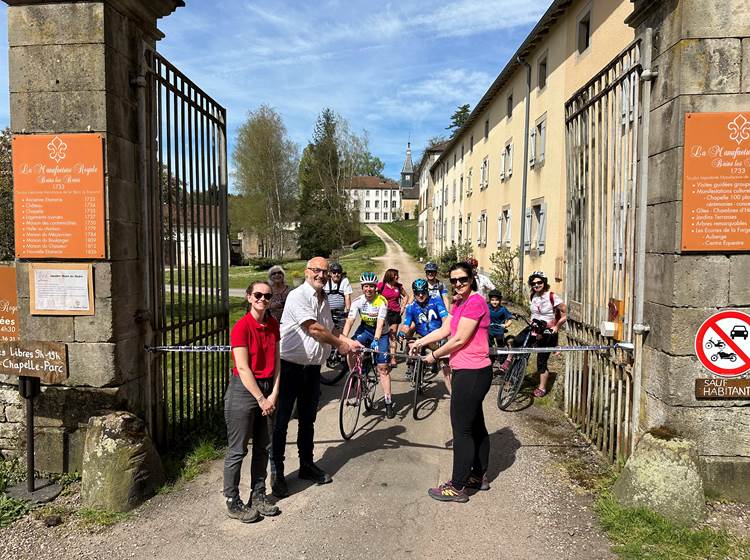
[{"x1": 145, "y1": 49, "x2": 229, "y2": 448}]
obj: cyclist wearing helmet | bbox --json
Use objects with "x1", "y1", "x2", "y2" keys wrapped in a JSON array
[
  {"x1": 342, "y1": 272, "x2": 396, "y2": 419},
  {"x1": 469, "y1": 257, "x2": 495, "y2": 300},
  {"x1": 398, "y1": 279, "x2": 452, "y2": 392},
  {"x1": 499, "y1": 271, "x2": 566, "y2": 397},
  {"x1": 424, "y1": 262, "x2": 450, "y2": 308},
  {"x1": 323, "y1": 262, "x2": 352, "y2": 326}
]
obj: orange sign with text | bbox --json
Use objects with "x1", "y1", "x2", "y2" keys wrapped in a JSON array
[
  {"x1": 0, "y1": 266, "x2": 19, "y2": 342},
  {"x1": 682, "y1": 113, "x2": 750, "y2": 251},
  {"x1": 12, "y1": 134, "x2": 105, "y2": 259}
]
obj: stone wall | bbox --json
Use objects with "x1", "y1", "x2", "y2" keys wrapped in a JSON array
[
  {"x1": 0, "y1": 0, "x2": 182, "y2": 472},
  {"x1": 629, "y1": 0, "x2": 750, "y2": 501}
]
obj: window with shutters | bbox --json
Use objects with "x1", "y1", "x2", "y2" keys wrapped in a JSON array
[
  {"x1": 500, "y1": 140, "x2": 513, "y2": 181},
  {"x1": 530, "y1": 115, "x2": 547, "y2": 168},
  {"x1": 451, "y1": 217, "x2": 455, "y2": 243},
  {"x1": 524, "y1": 200, "x2": 547, "y2": 254},
  {"x1": 479, "y1": 210, "x2": 488, "y2": 246},
  {"x1": 374, "y1": 199, "x2": 379, "y2": 208},
  {"x1": 578, "y1": 9, "x2": 591, "y2": 54},
  {"x1": 459, "y1": 175, "x2": 463, "y2": 201},
  {"x1": 458, "y1": 216, "x2": 463, "y2": 244},
  {"x1": 375, "y1": 212, "x2": 380, "y2": 221},
  {"x1": 365, "y1": 212, "x2": 370, "y2": 221},
  {"x1": 466, "y1": 168, "x2": 473, "y2": 196},
  {"x1": 480, "y1": 156, "x2": 489, "y2": 190},
  {"x1": 467, "y1": 214, "x2": 472, "y2": 242},
  {"x1": 498, "y1": 206, "x2": 511, "y2": 247},
  {"x1": 391, "y1": 200, "x2": 396, "y2": 208},
  {"x1": 537, "y1": 53, "x2": 548, "y2": 89},
  {"x1": 365, "y1": 200, "x2": 370, "y2": 208},
  {"x1": 383, "y1": 212, "x2": 389, "y2": 221}
]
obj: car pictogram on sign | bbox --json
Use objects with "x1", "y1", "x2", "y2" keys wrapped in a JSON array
[{"x1": 694, "y1": 310, "x2": 750, "y2": 378}]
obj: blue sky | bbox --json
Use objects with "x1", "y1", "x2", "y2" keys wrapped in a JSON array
[{"x1": 0, "y1": 1, "x2": 547, "y2": 183}]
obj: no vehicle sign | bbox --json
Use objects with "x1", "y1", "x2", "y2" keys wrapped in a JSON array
[{"x1": 694, "y1": 310, "x2": 750, "y2": 378}]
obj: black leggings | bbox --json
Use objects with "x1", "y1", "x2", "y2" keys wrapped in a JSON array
[{"x1": 450, "y1": 366, "x2": 493, "y2": 488}]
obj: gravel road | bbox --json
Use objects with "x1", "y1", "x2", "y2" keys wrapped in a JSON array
[{"x1": 0, "y1": 225, "x2": 615, "y2": 559}]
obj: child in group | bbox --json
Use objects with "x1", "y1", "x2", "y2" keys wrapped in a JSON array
[{"x1": 488, "y1": 289, "x2": 512, "y2": 362}]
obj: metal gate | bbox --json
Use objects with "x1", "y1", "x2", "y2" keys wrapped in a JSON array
[
  {"x1": 143, "y1": 49, "x2": 229, "y2": 447},
  {"x1": 563, "y1": 38, "x2": 648, "y2": 463}
]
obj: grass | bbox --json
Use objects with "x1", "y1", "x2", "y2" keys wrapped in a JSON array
[
  {"x1": 595, "y1": 491, "x2": 749, "y2": 559},
  {"x1": 378, "y1": 220, "x2": 420, "y2": 258},
  {"x1": 76, "y1": 507, "x2": 131, "y2": 529},
  {"x1": 0, "y1": 458, "x2": 29, "y2": 528},
  {"x1": 554, "y1": 453, "x2": 750, "y2": 559},
  {"x1": 225, "y1": 224, "x2": 385, "y2": 290}
]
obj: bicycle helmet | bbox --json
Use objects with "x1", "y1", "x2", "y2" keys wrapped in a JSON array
[
  {"x1": 424, "y1": 261, "x2": 438, "y2": 273},
  {"x1": 360, "y1": 272, "x2": 378, "y2": 285},
  {"x1": 528, "y1": 270, "x2": 548, "y2": 285},
  {"x1": 412, "y1": 278, "x2": 429, "y2": 293},
  {"x1": 468, "y1": 257, "x2": 479, "y2": 268},
  {"x1": 330, "y1": 262, "x2": 343, "y2": 274}
]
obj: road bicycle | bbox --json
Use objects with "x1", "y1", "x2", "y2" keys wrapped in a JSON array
[
  {"x1": 496, "y1": 314, "x2": 551, "y2": 411},
  {"x1": 322, "y1": 309, "x2": 349, "y2": 385},
  {"x1": 338, "y1": 349, "x2": 380, "y2": 440},
  {"x1": 402, "y1": 338, "x2": 440, "y2": 419}
]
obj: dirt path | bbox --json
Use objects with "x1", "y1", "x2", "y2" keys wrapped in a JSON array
[{"x1": 0, "y1": 226, "x2": 615, "y2": 560}]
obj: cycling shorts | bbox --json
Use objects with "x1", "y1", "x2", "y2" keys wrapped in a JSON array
[{"x1": 353, "y1": 326, "x2": 390, "y2": 365}]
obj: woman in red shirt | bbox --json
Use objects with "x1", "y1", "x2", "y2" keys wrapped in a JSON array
[
  {"x1": 223, "y1": 281, "x2": 281, "y2": 523},
  {"x1": 377, "y1": 268, "x2": 407, "y2": 368}
]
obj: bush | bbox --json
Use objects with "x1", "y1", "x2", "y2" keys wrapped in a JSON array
[
  {"x1": 247, "y1": 257, "x2": 277, "y2": 270},
  {"x1": 436, "y1": 242, "x2": 472, "y2": 274},
  {"x1": 415, "y1": 246, "x2": 428, "y2": 261},
  {"x1": 488, "y1": 246, "x2": 525, "y2": 305}
]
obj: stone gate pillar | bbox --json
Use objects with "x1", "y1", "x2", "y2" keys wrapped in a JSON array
[
  {"x1": 627, "y1": 0, "x2": 750, "y2": 501},
  {"x1": 0, "y1": 0, "x2": 183, "y2": 472}
]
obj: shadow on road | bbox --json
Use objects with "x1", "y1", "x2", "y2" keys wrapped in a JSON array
[{"x1": 486, "y1": 427, "x2": 521, "y2": 484}]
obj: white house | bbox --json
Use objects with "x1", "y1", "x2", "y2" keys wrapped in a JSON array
[{"x1": 348, "y1": 176, "x2": 401, "y2": 224}]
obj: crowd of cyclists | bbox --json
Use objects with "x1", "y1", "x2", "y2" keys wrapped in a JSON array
[{"x1": 224, "y1": 255, "x2": 566, "y2": 521}]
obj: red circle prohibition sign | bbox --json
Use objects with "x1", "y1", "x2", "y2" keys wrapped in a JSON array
[{"x1": 694, "y1": 310, "x2": 750, "y2": 377}]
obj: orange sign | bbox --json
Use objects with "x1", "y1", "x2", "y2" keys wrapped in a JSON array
[
  {"x1": 12, "y1": 134, "x2": 105, "y2": 259},
  {"x1": 682, "y1": 112, "x2": 750, "y2": 251},
  {"x1": 0, "y1": 266, "x2": 19, "y2": 341}
]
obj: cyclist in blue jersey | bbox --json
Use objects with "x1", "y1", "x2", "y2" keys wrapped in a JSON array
[
  {"x1": 342, "y1": 272, "x2": 395, "y2": 419},
  {"x1": 424, "y1": 261, "x2": 450, "y2": 309},
  {"x1": 398, "y1": 278, "x2": 453, "y2": 393}
]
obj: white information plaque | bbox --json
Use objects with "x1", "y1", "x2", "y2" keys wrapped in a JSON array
[{"x1": 29, "y1": 263, "x2": 94, "y2": 316}]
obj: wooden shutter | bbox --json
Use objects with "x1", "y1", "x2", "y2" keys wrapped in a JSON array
[
  {"x1": 505, "y1": 208, "x2": 512, "y2": 247},
  {"x1": 529, "y1": 129, "x2": 536, "y2": 167},
  {"x1": 537, "y1": 203, "x2": 547, "y2": 252},
  {"x1": 524, "y1": 208, "x2": 532, "y2": 252}
]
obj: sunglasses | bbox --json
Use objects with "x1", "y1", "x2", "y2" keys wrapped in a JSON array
[
  {"x1": 251, "y1": 292, "x2": 272, "y2": 301},
  {"x1": 449, "y1": 276, "x2": 470, "y2": 285},
  {"x1": 415, "y1": 291, "x2": 428, "y2": 296},
  {"x1": 531, "y1": 281, "x2": 544, "y2": 286}
]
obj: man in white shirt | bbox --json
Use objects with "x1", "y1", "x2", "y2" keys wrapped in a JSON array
[
  {"x1": 470, "y1": 257, "x2": 495, "y2": 300},
  {"x1": 271, "y1": 257, "x2": 359, "y2": 498}
]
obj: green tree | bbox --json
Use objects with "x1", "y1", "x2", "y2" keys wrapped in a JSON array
[
  {"x1": 297, "y1": 109, "x2": 362, "y2": 259},
  {"x1": 446, "y1": 104, "x2": 471, "y2": 136},
  {"x1": 0, "y1": 128, "x2": 13, "y2": 260},
  {"x1": 232, "y1": 105, "x2": 299, "y2": 260},
  {"x1": 489, "y1": 246, "x2": 525, "y2": 305},
  {"x1": 354, "y1": 150, "x2": 386, "y2": 179}
]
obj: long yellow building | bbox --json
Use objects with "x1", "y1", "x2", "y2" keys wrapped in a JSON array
[{"x1": 426, "y1": 0, "x2": 634, "y2": 294}]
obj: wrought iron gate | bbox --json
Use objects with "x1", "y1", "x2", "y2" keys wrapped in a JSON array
[
  {"x1": 563, "y1": 40, "x2": 644, "y2": 463},
  {"x1": 144, "y1": 49, "x2": 229, "y2": 447}
]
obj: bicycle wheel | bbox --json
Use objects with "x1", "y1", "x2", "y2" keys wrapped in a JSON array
[
  {"x1": 363, "y1": 361, "x2": 379, "y2": 411},
  {"x1": 321, "y1": 358, "x2": 347, "y2": 385},
  {"x1": 497, "y1": 356, "x2": 528, "y2": 411},
  {"x1": 412, "y1": 359, "x2": 423, "y2": 419},
  {"x1": 339, "y1": 371, "x2": 362, "y2": 440}
]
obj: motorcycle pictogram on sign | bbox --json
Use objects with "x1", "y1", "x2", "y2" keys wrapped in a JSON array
[{"x1": 694, "y1": 310, "x2": 750, "y2": 378}]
